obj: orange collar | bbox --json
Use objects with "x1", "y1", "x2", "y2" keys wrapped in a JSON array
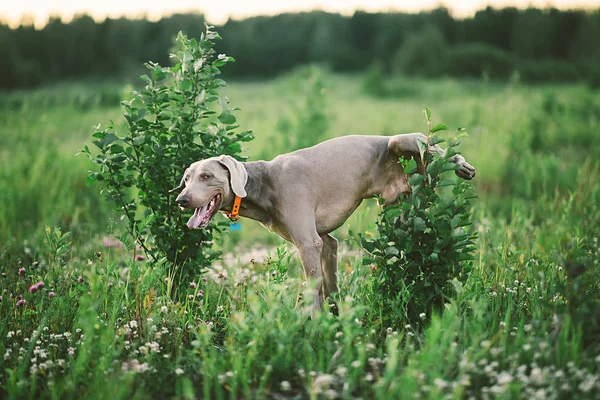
[{"x1": 227, "y1": 196, "x2": 242, "y2": 221}]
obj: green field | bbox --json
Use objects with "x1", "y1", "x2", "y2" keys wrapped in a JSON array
[{"x1": 1, "y1": 71, "x2": 600, "y2": 398}]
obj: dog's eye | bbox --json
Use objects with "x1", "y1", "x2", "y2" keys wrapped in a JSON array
[{"x1": 200, "y1": 173, "x2": 212, "y2": 180}]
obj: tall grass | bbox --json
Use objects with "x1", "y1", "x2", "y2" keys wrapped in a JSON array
[{"x1": 1, "y1": 73, "x2": 599, "y2": 398}]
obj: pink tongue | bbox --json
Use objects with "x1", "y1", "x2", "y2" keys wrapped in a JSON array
[{"x1": 187, "y1": 204, "x2": 210, "y2": 229}]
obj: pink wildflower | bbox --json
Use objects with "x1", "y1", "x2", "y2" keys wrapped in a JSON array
[
  {"x1": 135, "y1": 255, "x2": 145, "y2": 261},
  {"x1": 189, "y1": 282, "x2": 197, "y2": 289},
  {"x1": 188, "y1": 295, "x2": 194, "y2": 300},
  {"x1": 48, "y1": 292, "x2": 56, "y2": 298},
  {"x1": 78, "y1": 276, "x2": 83, "y2": 283},
  {"x1": 16, "y1": 299, "x2": 27, "y2": 307},
  {"x1": 18, "y1": 268, "x2": 25, "y2": 275},
  {"x1": 196, "y1": 290, "x2": 204, "y2": 298}
]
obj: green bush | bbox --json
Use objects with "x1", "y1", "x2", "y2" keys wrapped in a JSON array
[
  {"x1": 360, "y1": 109, "x2": 477, "y2": 328},
  {"x1": 447, "y1": 43, "x2": 515, "y2": 80},
  {"x1": 362, "y1": 60, "x2": 387, "y2": 97},
  {"x1": 275, "y1": 66, "x2": 330, "y2": 153},
  {"x1": 81, "y1": 25, "x2": 253, "y2": 276},
  {"x1": 393, "y1": 25, "x2": 448, "y2": 78}
]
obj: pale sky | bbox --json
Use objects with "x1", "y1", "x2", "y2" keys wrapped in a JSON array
[{"x1": 1, "y1": 0, "x2": 599, "y2": 28}]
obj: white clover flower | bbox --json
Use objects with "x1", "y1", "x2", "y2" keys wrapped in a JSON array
[
  {"x1": 496, "y1": 371, "x2": 513, "y2": 385},
  {"x1": 175, "y1": 368, "x2": 184, "y2": 375},
  {"x1": 351, "y1": 360, "x2": 361, "y2": 368},
  {"x1": 419, "y1": 312, "x2": 426, "y2": 319},
  {"x1": 335, "y1": 331, "x2": 343, "y2": 338},
  {"x1": 148, "y1": 342, "x2": 160, "y2": 353},
  {"x1": 313, "y1": 374, "x2": 336, "y2": 391},
  {"x1": 433, "y1": 378, "x2": 448, "y2": 390},
  {"x1": 336, "y1": 366, "x2": 347, "y2": 377},
  {"x1": 280, "y1": 381, "x2": 291, "y2": 391}
]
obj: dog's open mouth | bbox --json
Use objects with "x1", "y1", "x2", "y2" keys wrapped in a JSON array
[{"x1": 187, "y1": 193, "x2": 222, "y2": 229}]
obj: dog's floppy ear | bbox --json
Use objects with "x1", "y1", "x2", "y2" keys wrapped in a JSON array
[
  {"x1": 169, "y1": 169, "x2": 188, "y2": 194},
  {"x1": 217, "y1": 155, "x2": 248, "y2": 198}
]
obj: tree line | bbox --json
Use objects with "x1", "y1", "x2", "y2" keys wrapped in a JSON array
[{"x1": 1, "y1": 7, "x2": 599, "y2": 90}]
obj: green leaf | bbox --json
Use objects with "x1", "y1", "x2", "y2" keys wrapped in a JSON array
[
  {"x1": 414, "y1": 217, "x2": 426, "y2": 232},
  {"x1": 431, "y1": 124, "x2": 449, "y2": 133},
  {"x1": 424, "y1": 107, "x2": 432, "y2": 122},
  {"x1": 109, "y1": 144, "x2": 124, "y2": 154},
  {"x1": 86, "y1": 173, "x2": 98, "y2": 186},
  {"x1": 404, "y1": 158, "x2": 417, "y2": 174},
  {"x1": 218, "y1": 111, "x2": 236, "y2": 125},
  {"x1": 385, "y1": 246, "x2": 399, "y2": 256},
  {"x1": 429, "y1": 135, "x2": 445, "y2": 146},
  {"x1": 180, "y1": 79, "x2": 192, "y2": 92},
  {"x1": 92, "y1": 133, "x2": 119, "y2": 150}
]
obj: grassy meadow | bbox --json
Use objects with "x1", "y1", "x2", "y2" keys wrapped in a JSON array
[{"x1": 1, "y1": 70, "x2": 600, "y2": 399}]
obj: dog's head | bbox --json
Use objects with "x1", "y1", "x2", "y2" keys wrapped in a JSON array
[{"x1": 170, "y1": 155, "x2": 248, "y2": 229}]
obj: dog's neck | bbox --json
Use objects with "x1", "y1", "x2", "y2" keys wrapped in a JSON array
[{"x1": 234, "y1": 161, "x2": 274, "y2": 226}]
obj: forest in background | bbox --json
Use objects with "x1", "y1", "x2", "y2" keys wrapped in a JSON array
[{"x1": 1, "y1": 6, "x2": 600, "y2": 90}]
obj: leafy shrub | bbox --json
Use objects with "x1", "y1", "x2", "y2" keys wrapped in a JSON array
[
  {"x1": 275, "y1": 66, "x2": 331, "y2": 153},
  {"x1": 447, "y1": 43, "x2": 515, "y2": 80},
  {"x1": 360, "y1": 109, "x2": 477, "y2": 327},
  {"x1": 393, "y1": 25, "x2": 448, "y2": 78},
  {"x1": 362, "y1": 60, "x2": 387, "y2": 97},
  {"x1": 81, "y1": 26, "x2": 253, "y2": 276}
]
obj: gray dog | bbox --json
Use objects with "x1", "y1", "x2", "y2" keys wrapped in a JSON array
[{"x1": 171, "y1": 133, "x2": 475, "y2": 312}]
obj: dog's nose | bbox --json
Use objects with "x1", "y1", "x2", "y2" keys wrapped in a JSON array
[{"x1": 176, "y1": 194, "x2": 190, "y2": 207}]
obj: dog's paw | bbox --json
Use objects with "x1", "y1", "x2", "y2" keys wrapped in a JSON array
[{"x1": 454, "y1": 156, "x2": 476, "y2": 180}]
